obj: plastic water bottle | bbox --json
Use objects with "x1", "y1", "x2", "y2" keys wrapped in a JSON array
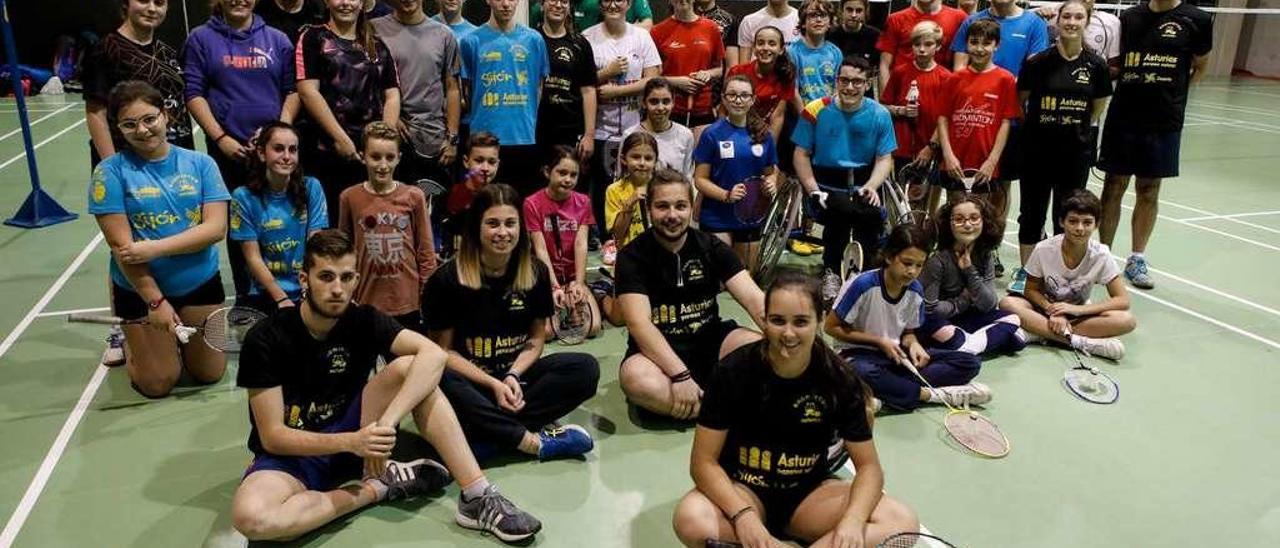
[{"x1": 906, "y1": 79, "x2": 920, "y2": 108}]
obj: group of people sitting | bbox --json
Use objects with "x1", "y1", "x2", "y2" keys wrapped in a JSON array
[{"x1": 81, "y1": 0, "x2": 1212, "y2": 544}]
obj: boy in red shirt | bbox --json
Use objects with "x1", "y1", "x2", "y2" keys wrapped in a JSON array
[
  {"x1": 883, "y1": 20, "x2": 951, "y2": 170},
  {"x1": 875, "y1": 0, "x2": 968, "y2": 95},
  {"x1": 937, "y1": 19, "x2": 1019, "y2": 205},
  {"x1": 442, "y1": 132, "x2": 501, "y2": 256}
]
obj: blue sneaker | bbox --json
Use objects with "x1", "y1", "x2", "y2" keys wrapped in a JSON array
[
  {"x1": 537, "y1": 424, "x2": 594, "y2": 460},
  {"x1": 1008, "y1": 267, "x2": 1028, "y2": 294},
  {"x1": 1124, "y1": 255, "x2": 1155, "y2": 289}
]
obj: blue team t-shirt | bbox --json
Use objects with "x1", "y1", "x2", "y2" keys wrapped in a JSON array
[
  {"x1": 951, "y1": 9, "x2": 1050, "y2": 77},
  {"x1": 87, "y1": 146, "x2": 231, "y2": 296},
  {"x1": 459, "y1": 24, "x2": 550, "y2": 146},
  {"x1": 788, "y1": 40, "x2": 844, "y2": 104},
  {"x1": 791, "y1": 97, "x2": 897, "y2": 176},
  {"x1": 229, "y1": 176, "x2": 329, "y2": 299},
  {"x1": 434, "y1": 14, "x2": 478, "y2": 38},
  {"x1": 692, "y1": 118, "x2": 778, "y2": 231}
]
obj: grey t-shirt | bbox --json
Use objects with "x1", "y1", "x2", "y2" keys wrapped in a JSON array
[{"x1": 371, "y1": 15, "x2": 459, "y2": 157}]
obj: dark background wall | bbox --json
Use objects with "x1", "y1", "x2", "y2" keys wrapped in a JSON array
[{"x1": 5, "y1": 0, "x2": 210, "y2": 67}]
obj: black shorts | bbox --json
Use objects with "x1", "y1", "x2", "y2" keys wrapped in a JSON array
[
  {"x1": 997, "y1": 124, "x2": 1022, "y2": 182},
  {"x1": 1097, "y1": 127, "x2": 1182, "y2": 179},
  {"x1": 750, "y1": 478, "x2": 829, "y2": 534},
  {"x1": 243, "y1": 397, "x2": 364, "y2": 491},
  {"x1": 625, "y1": 319, "x2": 740, "y2": 384},
  {"x1": 111, "y1": 273, "x2": 225, "y2": 321}
]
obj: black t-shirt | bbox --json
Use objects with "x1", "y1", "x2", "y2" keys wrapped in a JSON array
[
  {"x1": 696, "y1": 4, "x2": 740, "y2": 52},
  {"x1": 828, "y1": 25, "x2": 882, "y2": 72},
  {"x1": 1019, "y1": 48, "x2": 1112, "y2": 158},
  {"x1": 615, "y1": 229, "x2": 744, "y2": 346},
  {"x1": 255, "y1": 0, "x2": 327, "y2": 44},
  {"x1": 538, "y1": 30, "x2": 597, "y2": 141},
  {"x1": 297, "y1": 25, "x2": 400, "y2": 149},
  {"x1": 81, "y1": 31, "x2": 193, "y2": 145},
  {"x1": 422, "y1": 260, "x2": 555, "y2": 376},
  {"x1": 699, "y1": 341, "x2": 872, "y2": 492},
  {"x1": 1107, "y1": 3, "x2": 1213, "y2": 132},
  {"x1": 236, "y1": 305, "x2": 404, "y2": 455}
]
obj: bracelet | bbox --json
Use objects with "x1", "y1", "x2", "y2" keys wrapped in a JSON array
[
  {"x1": 504, "y1": 371, "x2": 521, "y2": 382},
  {"x1": 147, "y1": 296, "x2": 167, "y2": 310},
  {"x1": 728, "y1": 505, "x2": 755, "y2": 525},
  {"x1": 212, "y1": 133, "x2": 230, "y2": 144},
  {"x1": 669, "y1": 370, "x2": 693, "y2": 383}
]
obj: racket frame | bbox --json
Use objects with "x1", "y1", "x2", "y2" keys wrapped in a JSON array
[
  {"x1": 551, "y1": 297, "x2": 593, "y2": 345},
  {"x1": 731, "y1": 175, "x2": 770, "y2": 226},
  {"x1": 900, "y1": 358, "x2": 1010, "y2": 458},
  {"x1": 877, "y1": 531, "x2": 960, "y2": 548},
  {"x1": 66, "y1": 306, "x2": 266, "y2": 353},
  {"x1": 1062, "y1": 347, "x2": 1120, "y2": 404}
]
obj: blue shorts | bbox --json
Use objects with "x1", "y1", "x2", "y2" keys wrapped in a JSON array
[
  {"x1": 1097, "y1": 127, "x2": 1182, "y2": 179},
  {"x1": 243, "y1": 397, "x2": 365, "y2": 491}
]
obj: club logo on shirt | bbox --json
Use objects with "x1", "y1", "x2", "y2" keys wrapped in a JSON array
[
  {"x1": 510, "y1": 44, "x2": 528, "y2": 62},
  {"x1": 482, "y1": 71, "x2": 513, "y2": 86},
  {"x1": 738, "y1": 446, "x2": 774, "y2": 472},
  {"x1": 129, "y1": 210, "x2": 180, "y2": 230},
  {"x1": 1158, "y1": 21, "x2": 1183, "y2": 39},
  {"x1": 92, "y1": 179, "x2": 107, "y2": 204},
  {"x1": 263, "y1": 218, "x2": 285, "y2": 230},
  {"x1": 129, "y1": 186, "x2": 163, "y2": 199},
  {"x1": 325, "y1": 346, "x2": 349, "y2": 374},
  {"x1": 507, "y1": 290, "x2": 526, "y2": 311},
  {"x1": 553, "y1": 45, "x2": 575, "y2": 63},
  {"x1": 230, "y1": 211, "x2": 242, "y2": 231},
  {"x1": 751, "y1": 143, "x2": 765, "y2": 157},
  {"x1": 793, "y1": 394, "x2": 827, "y2": 424},
  {"x1": 1072, "y1": 67, "x2": 1092, "y2": 85},
  {"x1": 682, "y1": 259, "x2": 706, "y2": 282},
  {"x1": 185, "y1": 207, "x2": 202, "y2": 227},
  {"x1": 483, "y1": 50, "x2": 503, "y2": 62}
]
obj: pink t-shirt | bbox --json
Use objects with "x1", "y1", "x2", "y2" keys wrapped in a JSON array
[{"x1": 523, "y1": 188, "x2": 596, "y2": 284}]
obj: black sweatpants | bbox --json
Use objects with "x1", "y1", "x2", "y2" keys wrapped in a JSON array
[
  {"x1": 441, "y1": 352, "x2": 600, "y2": 449},
  {"x1": 1017, "y1": 152, "x2": 1092, "y2": 246},
  {"x1": 812, "y1": 166, "x2": 883, "y2": 274}
]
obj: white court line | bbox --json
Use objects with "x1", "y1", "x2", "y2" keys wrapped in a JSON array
[
  {"x1": 0, "y1": 103, "x2": 76, "y2": 143},
  {"x1": 0, "y1": 234, "x2": 104, "y2": 548},
  {"x1": 1085, "y1": 181, "x2": 1280, "y2": 247},
  {"x1": 999, "y1": 239, "x2": 1280, "y2": 351},
  {"x1": 1185, "y1": 113, "x2": 1280, "y2": 136},
  {"x1": 0, "y1": 119, "x2": 86, "y2": 171},
  {"x1": 34, "y1": 306, "x2": 110, "y2": 319},
  {"x1": 1192, "y1": 101, "x2": 1280, "y2": 120},
  {"x1": 0, "y1": 365, "x2": 108, "y2": 548},
  {"x1": 1176, "y1": 210, "x2": 1280, "y2": 222}
]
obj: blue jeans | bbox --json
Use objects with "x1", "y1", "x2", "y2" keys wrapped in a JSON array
[{"x1": 841, "y1": 348, "x2": 982, "y2": 410}]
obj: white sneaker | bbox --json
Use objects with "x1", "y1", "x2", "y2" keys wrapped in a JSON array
[
  {"x1": 932, "y1": 382, "x2": 992, "y2": 407},
  {"x1": 1075, "y1": 336, "x2": 1125, "y2": 360},
  {"x1": 101, "y1": 326, "x2": 125, "y2": 367}
]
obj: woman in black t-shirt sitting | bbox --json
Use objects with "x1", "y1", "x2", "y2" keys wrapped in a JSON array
[
  {"x1": 673, "y1": 270, "x2": 917, "y2": 547},
  {"x1": 422, "y1": 184, "x2": 601, "y2": 462}
]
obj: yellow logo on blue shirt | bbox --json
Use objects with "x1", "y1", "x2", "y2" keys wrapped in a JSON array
[
  {"x1": 130, "y1": 211, "x2": 180, "y2": 230},
  {"x1": 185, "y1": 207, "x2": 202, "y2": 227},
  {"x1": 132, "y1": 186, "x2": 163, "y2": 199},
  {"x1": 483, "y1": 50, "x2": 503, "y2": 62},
  {"x1": 511, "y1": 44, "x2": 528, "y2": 62},
  {"x1": 169, "y1": 174, "x2": 200, "y2": 196},
  {"x1": 92, "y1": 179, "x2": 107, "y2": 204},
  {"x1": 263, "y1": 218, "x2": 285, "y2": 230}
]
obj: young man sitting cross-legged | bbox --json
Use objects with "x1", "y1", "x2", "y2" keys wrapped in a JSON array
[{"x1": 231, "y1": 229, "x2": 541, "y2": 543}]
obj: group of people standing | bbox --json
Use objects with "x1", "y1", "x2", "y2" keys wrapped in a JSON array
[{"x1": 80, "y1": 0, "x2": 1211, "y2": 545}]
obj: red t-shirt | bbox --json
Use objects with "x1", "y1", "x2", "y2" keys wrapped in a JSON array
[
  {"x1": 651, "y1": 17, "x2": 726, "y2": 117},
  {"x1": 940, "y1": 66, "x2": 1020, "y2": 176},
  {"x1": 726, "y1": 61, "x2": 796, "y2": 120},
  {"x1": 883, "y1": 62, "x2": 953, "y2": 159},
  {"x1": 876, "y1": 6, "x2": 968, "y2": 74}
]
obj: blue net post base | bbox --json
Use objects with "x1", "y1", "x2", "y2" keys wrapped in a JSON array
[{"x1": 4, "y1": 187, "x2": 78, "y2": 228}]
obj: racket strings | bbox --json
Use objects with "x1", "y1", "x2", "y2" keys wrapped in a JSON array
[
  {"x1": 944, "y1": 412, "x2": 1009, "y2": 457},
  {"x1": 202, "y1": 307, "x2": 266, "y2": 352}
]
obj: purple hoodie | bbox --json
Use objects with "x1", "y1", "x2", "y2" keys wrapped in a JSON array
[{"x1": 183, "y1": 15, "x2": 296, "y2": 142}]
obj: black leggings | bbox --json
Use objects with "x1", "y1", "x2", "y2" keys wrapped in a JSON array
[
  {"x1": 440, "y1": 352, "x2": 600, "y2": 449},
  {"x1": 812, "y1": 166, "x2": 883, "y2": 274},
  {"x1": 1017, "y1": 153, "x2": 1092, "y2": 246}
]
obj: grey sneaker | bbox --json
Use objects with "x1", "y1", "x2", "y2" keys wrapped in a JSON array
[
  {"x1": 1075, "y1": 336, "x2": 1126, "y2": 361},
  {"x1": 101, "y1": 326, "x2": 126, "y2": 367},
  {"x1": 821, "y1": 269, "x2": 842, "y2": 305},
  {"x1": 378, "y1": 458, "x2": 451, "y2": 501},
  {"x1": 932, "y1": 382, "x2": 993, "y2": 407},
  {"x1": 456, "y1": 485, "x2": 542, "y2": 543},
  {"x1": 1124, "y1": 255, "x2": 1155, "y2": 289}
]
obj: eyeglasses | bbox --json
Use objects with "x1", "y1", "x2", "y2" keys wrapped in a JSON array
[
  {"x1": 117, "y1": 112, "x2": 163, "y2": 133},
  {"x1": 836, "y1": 77, "x2": 868, "y2": 87},
  {"x1": 951, "y1": 215, "x2": 983, "y2": 225},
  {"x1": 601, "y1": 0, "x2": 627, "y2": 5},
  {"x1": 723, "y1": 93, "x2": 754, "y2": 103},
  {"x1": 804, "y1": 12, "x2": 830, "y2": 19}
]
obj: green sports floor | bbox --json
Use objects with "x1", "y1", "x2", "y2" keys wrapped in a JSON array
[{"x1": 1, "y1": 77, "x2": 1278, "y2": 548}]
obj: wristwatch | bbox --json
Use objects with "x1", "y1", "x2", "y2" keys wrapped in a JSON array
[{"x1": 445, "y1": 131, "x2": 459, "y2": 146}]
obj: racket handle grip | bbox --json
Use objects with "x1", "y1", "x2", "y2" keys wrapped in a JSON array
[{"x1": 66, "y1": 313, "x2": 124, "y2": 325}]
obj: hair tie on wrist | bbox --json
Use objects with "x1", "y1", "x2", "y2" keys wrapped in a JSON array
[{"x1": 669, "y1": 370, "x2": 693, "y2": 383}]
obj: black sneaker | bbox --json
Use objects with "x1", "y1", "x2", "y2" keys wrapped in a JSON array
[
  {"x1": 377, "y1": 458, "x2": 451, "y2": 501},
  {"x1": 456, "y1": 485, "x2": 542, "y2": 543},
  {"x1": 994, "y1": 255, "x2": 1006, "y2": 278}
]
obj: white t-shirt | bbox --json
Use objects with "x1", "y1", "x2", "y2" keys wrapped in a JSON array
[
  {"x1": 620, "y1": 122, "x2": 695, "y2": 178},
  {"x1": 1024, "y1": 234, "x2": 1121, "y2": 305},
  {"x1": 831, "y1": 269, "x2": 926, "y2": 352},
  {"x1": 737, "y1": 6, "x2": 802, "y2": 49},
  {"x1": 1041, "y1": 4, "x2": 1121, "y2": 61},
  {"x1": 583, "y1": 23, "x2": 663, "y2": 142}
]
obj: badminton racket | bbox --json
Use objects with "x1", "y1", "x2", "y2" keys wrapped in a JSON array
[
  {"x1": 68, "y1": 305, "x2": 267, "y2": 353},
  {"x1": 732, "y1": 175, "x2": 771, "y2": 225},
  {"x1": 841, "y1": 240, "x2": 863, "y2": 281},
  {"x1": 900, "y1": 358, "x2": 1010, "y2": 458},
  {"x1": 551, "y1": 296, "x2": 593, "y2": 345},
  {"x1": 1062, "y1": 329, "x2": 1119, "y2": 404},
  {"x1": 878, "y1": 531, "x2": 960, "y2": 548}
]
